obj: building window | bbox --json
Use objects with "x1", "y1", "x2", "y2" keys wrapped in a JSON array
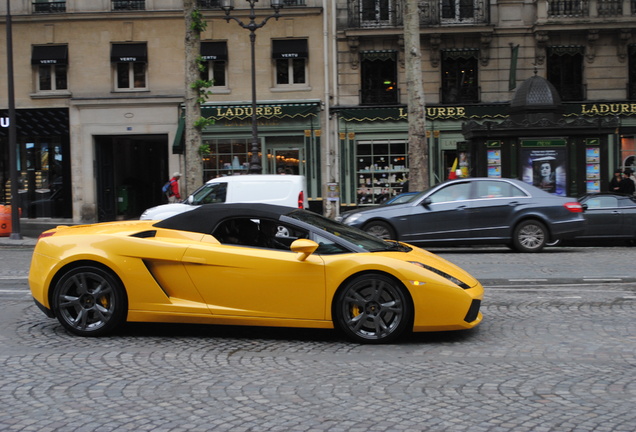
[
  {"x1": 32, "y1": 0, "x2": 66, "y2": 13},
  {"x1": 356, "y1": 140, "x2": 408, "y2": 205},
  {"x1": 441, "y1": 50, "x2": 479, "y2": 103},
  {"x1": 629, "y1": 45, "x2": 636, "y2": 100},
  {"x1": 360, "y1": 51, "x2": 398, "y2": 105},
  {"x1": 197, "y1": 0, "x2": 221, "y2": 8},
  {"x1": 32, "y1": 45, "x2": 68, "y2": 92},
  {"x1": 112, "y1": 0, "x2": 145, "y2": 10},
  {"x1": 111, "y1": 43, "x2": 148, "y2": 90},
  {"x1": 360, "y1": 0, "x2": 395, "y2": 26},
  {"x1": 441, "y1": 0, "x2": 475, "y2": 22},
  {"x1": 201, "y1": 42, "x2": 228, "y2": 88},
  {"x1": 272, "y1": 39, "x2": 308, "y2": 86},
  {"x1": 547, "y1": 46, "x2": 584, "y2": 101}
]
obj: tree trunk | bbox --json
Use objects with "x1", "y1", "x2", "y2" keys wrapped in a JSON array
[
  {"x1": 403, "y1": 0, "x2": 429, "y2": 192},
  {"x1": 183, "y1": 0, "x2": 203, "y2": 196}
]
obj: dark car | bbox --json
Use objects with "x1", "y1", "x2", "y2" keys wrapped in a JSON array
[
  {"x1": 339, "y1": 178, "x2": 586, "y2": 253},
  {"x1": 571, "y1": 193, "x2": 636, "y2": 244}
]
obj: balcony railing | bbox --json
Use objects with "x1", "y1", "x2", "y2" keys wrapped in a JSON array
[
  {"x1": 347, "y1": 0, "x2": 489, "y2": 28},
  {"x1": 198, "y1": 0, "x2": 305, "y2": 8},
  {"x1": 360, "y1": 88, "x2": 400, "y2": 106},
  {"x1": 32, "y1": 1, "x2": 66, "y2": 13},
  {"x1": 597, "y1": 0, "x2": 622, "y2": 16},
  {"x1": 547, "y1": 0, "x2": 588, "y2": 17},
  {"x1": 112, "y1": 0, "x2": 145, "y2": 11}
]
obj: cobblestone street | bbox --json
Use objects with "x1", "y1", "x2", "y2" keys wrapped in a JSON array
[{"x1": 0, "y1": 244, "x2": 635, "y2": 431}]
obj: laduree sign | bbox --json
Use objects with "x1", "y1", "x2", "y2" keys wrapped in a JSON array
[
  {"x1": 201, "y1": 103, "x2": 319, "y2": 121},
  {"x1": 1, "y1": 118, "x2": 8, "y2": 128}
]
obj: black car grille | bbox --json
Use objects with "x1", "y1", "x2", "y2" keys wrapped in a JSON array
[{"x1": 464, "y1": 299, "x2": 481, "y2": 323}]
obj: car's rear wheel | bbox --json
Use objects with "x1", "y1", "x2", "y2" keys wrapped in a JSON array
[
  {"x1": 513, "y1": 220, "x2": 547, "y2": 253},
  {"x1": 363, "y1": 221, "x2": 396, "y2": 240},
  {"x1": 333, "y1": 273, "x2": 412, "y2": 344},
  {"x1": 51, "y1": 265, "x2": 127, "y2": 337}
]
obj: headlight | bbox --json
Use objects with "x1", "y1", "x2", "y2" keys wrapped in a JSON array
[
  {"x1": 341, "y1": 213, "x2": 362, "y2": 224},
  {"x1": 409, "y1": 261, "x2": 471, "y2": 289}
]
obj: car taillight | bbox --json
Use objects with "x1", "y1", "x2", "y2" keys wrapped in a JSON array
[
  {"x1": 564, "y1": 202, "x2": 583, "y2": 213},
  {"x1": 298, "y1": 191, "x2": 304, "y2": 209},
  {"x1": 36, "y1": 231, "x2": 56, "y2": 243}
]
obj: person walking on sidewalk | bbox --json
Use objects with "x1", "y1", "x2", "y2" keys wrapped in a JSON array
[{"x1": 165, "y1": 172, "x2": 182, "y2": 203}]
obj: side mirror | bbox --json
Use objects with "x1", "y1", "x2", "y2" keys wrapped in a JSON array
[
  {"x1": 187, "y1": 195, "x2": 194, "y2": 204},
  {"x1": 421, "y1": 197, "x2": 432, "y2": 207},
  {"x1": 290, "y1": 239, "x2": 319, "y2": 261}
]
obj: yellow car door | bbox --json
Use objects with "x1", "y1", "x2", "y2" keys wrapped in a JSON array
[{"x1": 182, "y1": 244, "x2": 326, "y2": 320}]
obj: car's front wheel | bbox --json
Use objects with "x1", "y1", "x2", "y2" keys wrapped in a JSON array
[
  {"x1": 513, "y1": 220, "x2": 547, "y2": 253},
  {"x1": 51, "y1": 265, "x2": 128, "y2": 337},
  {"x1": 333, "y1": 273, "x2": 412, "y2": 344},
  {"x1": 363, "y1": 221, "x2": 396, "y2": 240}
]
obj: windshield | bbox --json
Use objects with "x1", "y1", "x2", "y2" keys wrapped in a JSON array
[{"x1": 287, "y1": 210, "x2": 411, "y2": 253}]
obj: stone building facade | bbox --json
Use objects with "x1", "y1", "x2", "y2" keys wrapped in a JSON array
[{"x1": 1, "y1": 0, "x2": 636, "y2": 222}]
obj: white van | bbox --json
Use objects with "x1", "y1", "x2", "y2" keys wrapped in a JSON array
[{"x1": 140, "y1": 174, "x2": 309, "y2": 220}]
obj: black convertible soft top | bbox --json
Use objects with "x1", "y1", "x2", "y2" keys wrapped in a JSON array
[{"x1": 153, "y1": 203, "x2": 300, "y2": 235}]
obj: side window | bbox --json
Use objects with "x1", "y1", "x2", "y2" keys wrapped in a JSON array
[
  {"x1": 191, "y1": 182, "x2": 227, "y2": 204},
  {"x1": 476, "y1": 181, "x2": 526, "y2": 198},
  {"x1": 212, "y1": 218, "x2": 307, "y2": 251},
  {"x1": 429, "y1": 183, "x2": 471, "y2": 203},
  {"x1": 312, "y1": 234, "x2": 349, "y2": 255},
  {"x1": 588, "y1": 196, "x2": 618, "y2": 209}
]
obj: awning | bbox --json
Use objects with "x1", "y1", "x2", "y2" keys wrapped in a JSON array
[
  {"x1": 201, "y1": 41, "x2": 228, "y2": 61},
  {"x1": 272, "y1": 39, "x2": 308, "y2": 59},
  {"x1": 111, "y1": 43, "x2": 147, "y2": 62},
  {"x1": 172, "y1": 116, "x2": 185, "y2": 155},
  {"x1": 31, "y1": 45, "x2": 68, "y2": 65}
]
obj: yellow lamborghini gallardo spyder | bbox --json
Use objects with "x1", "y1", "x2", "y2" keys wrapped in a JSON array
[{"x1": 29, "y1": 203, "x2": 483, "y2": 343}]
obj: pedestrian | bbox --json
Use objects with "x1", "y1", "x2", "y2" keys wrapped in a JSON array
[
  {"x1": 625, "y1": 168, "x2": 636, "y2": 195},
  {"x1": 618, "y1": 170, "x2": 636, "y2": 195},
  {"x1": 165, "y1": 172, "x2": 182, "y2": 203},
  {"x1": 609, "y1": 169, "x2": 622, "y2": 192}
]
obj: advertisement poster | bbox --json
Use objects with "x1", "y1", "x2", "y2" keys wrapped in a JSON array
[
  {"x1": 487, "y1": 149, "x2": 501, "y2": 178},
  {"x1": 521, "y1": 148, "x2": 567, "y2": 196},
  {"x1": 586, "y1": 180, "x2": 601, "y2": 193}
]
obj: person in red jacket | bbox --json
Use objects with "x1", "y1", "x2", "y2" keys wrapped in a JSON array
[{"x1": 167, "y1": 172, "x2": 181, "y2": 203}]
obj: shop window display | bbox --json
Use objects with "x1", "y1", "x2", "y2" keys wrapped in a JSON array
[
  {"x1": 356, "y1": 140, "x2": 408, "y2": 205},
  {"x1": 201, "y1": 138, "x2": 251, "y2": 180}
]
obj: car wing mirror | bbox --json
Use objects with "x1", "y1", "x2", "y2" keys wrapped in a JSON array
[
  {"x1": 187, "y1": 195, "x2": 194, "y2": 204},
  {"x1": 421, "y1": 197, "x2": 432, "y2": 207},
  {"x1": 290, "y1": 239, "x2": 319, "y2": 261},
  {"x1": 581, "y1": 203, "x2": 588, "y2": 211}
]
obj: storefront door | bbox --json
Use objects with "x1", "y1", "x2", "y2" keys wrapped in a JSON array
[{"x1": 267, "y1": 144, "x2": 304, "y2": 176}]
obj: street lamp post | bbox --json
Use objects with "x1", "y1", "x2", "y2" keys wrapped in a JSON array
[
  {"x1": 220, "y1": 0, "x2": 283, "y2": 174},
  {"x1": 5, "y1": 0, "x2": 22, "y2": 239}
]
